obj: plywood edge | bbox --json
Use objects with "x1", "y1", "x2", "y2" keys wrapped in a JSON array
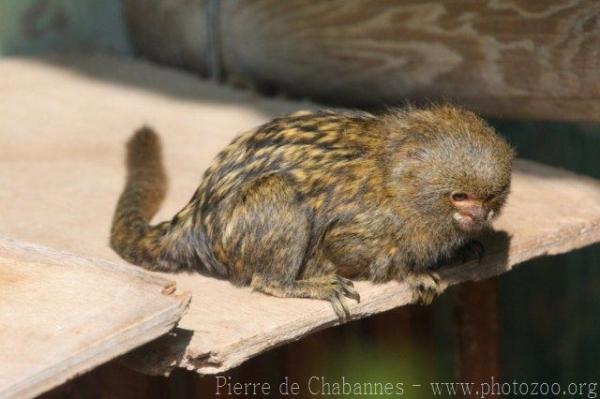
[{"x1": 0, "y1": 236, "x2": 172, "y2": 289}]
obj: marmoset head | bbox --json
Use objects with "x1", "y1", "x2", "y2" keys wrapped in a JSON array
[{"x1": 386, "y1": 105, "x2": 515, "y2": 233}]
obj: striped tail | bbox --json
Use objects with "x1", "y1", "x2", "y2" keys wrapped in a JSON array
[{"x1": 110, "y1": 126, "x2": 195, "y2": 271}]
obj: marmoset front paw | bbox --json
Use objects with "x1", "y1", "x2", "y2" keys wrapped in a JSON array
[{"x1": 404, "y1": 272, "x2": 443, "y2": 305}]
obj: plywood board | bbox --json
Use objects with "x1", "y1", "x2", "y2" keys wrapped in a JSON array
[
  {"x1": 0, "y1": 54, "x2": 599, "y2": 376},
  {"x1": 0, "y1": 237, "x2": 190, "y2": 398}
]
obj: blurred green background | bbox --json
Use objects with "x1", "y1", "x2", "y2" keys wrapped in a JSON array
[
  {"x1": 2, "y1": 1, "x2": 599, "y2": 398},
  {"x1": 0, "y1": 0, "x2": 129, "y2": 55}
]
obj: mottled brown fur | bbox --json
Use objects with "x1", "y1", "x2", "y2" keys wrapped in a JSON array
[{"x1": 110, "y1": 105, "x2": 514, "y2": 320}]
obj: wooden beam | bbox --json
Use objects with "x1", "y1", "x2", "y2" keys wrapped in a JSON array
[
  {"x1": 0, "y1": 237, "x2": 191, "y2": 399},
  {"x1": 0, "y1": 54, "x2": 599, "y2": 377},
  {"x1": 124, "y1": 0, "x2": 600, "y2": 122},
  {"x1": 455, "y1": 279, "x2": 501, "y2": 395}
]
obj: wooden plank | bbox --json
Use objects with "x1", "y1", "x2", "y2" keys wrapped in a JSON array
[
  {"x1": 0, "y1": 237, "x2": 191, "y2": 399},
  {"x1": 0, "y1": 54, "x2": 599, "y2": 377},
  {"x1": 124, "y1": 0, "x2": 600, "y2": 122}
]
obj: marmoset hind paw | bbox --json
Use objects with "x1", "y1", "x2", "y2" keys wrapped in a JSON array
[
  {"x1": 321, "y1": 275, "x2": 360, "y2": 321},
  {"x1": 291, "y1": 274, "x2": 360, "y2": 321},
  {"x1": 251, "y1": 273, "x2": 360, "y2": 322}
]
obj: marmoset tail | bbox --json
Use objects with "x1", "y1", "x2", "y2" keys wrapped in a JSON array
[
  {"x1": 110, "y1": 128, "x2": 215, "y2": 274},
  {"x1": 110, "y1": 105, "x2": 514, "y2": 320}
]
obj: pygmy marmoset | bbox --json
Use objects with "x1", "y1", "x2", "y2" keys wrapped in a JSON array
[{"x1": 110, "y1": 105, "x2": 514, "y2": 320}]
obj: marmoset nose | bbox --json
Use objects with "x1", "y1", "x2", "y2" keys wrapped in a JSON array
[
  {"x1": 460, "y1": 205, "x2": 488, "y2": 222},
  {"x1": 453, "y1": 198, "x2": 489, "y2": 222}
]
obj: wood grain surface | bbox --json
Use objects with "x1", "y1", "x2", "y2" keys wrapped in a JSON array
[{"x1": 125, "y1": 0, "x2": 600, "y2": 122}]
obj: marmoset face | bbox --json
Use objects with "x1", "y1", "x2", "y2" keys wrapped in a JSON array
[
  {"x1": 448, "y1": 187, "x2": 509, "y2": 232},
  {"x1": 388, "y1": 107, "x2": 514, "y2": 234}
]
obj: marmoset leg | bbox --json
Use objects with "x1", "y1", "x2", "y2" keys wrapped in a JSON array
[{"x1": 220, "y1": 174, "x2": 359, "y2": 320}]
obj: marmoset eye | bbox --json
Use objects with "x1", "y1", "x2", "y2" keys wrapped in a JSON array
[{"x1": 451, "y1": 192, "x2": 468, "y2": 201}]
